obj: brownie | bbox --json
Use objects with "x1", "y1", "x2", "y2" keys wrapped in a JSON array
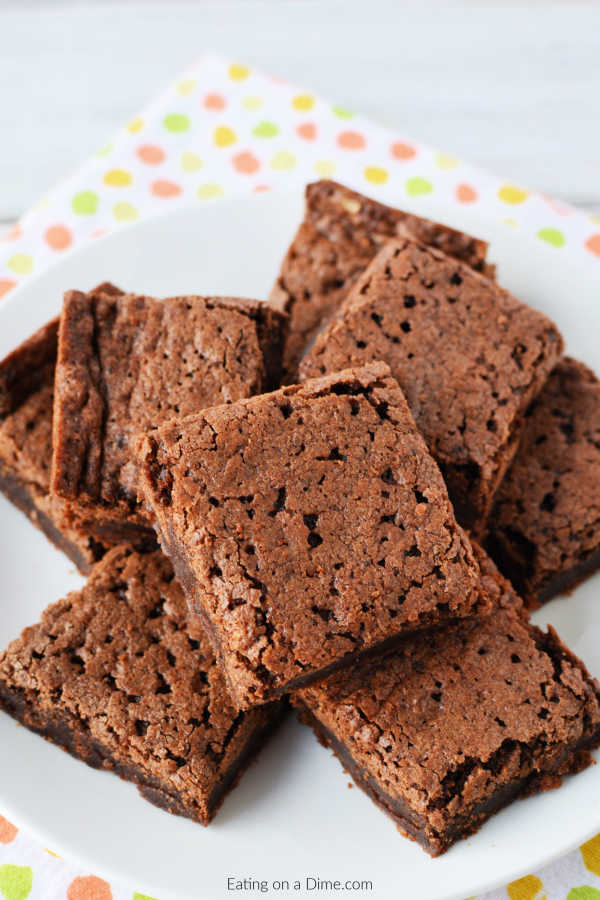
[
  {"x1": 0, "y1": 316, "x2": 106, "y2": 573},
  {"x1": 51, "y1": 285, "x2": 287, "y2": 544},
  {"x1": 136, "y1": 362, "x2": 491, "y2": 710},
  {"x1": 295, "y1": 549, "x2": 600, "y2": 856},
  {"x1": 487, "y1": 357, "x2": 600, "y2": 608},
  {"x1": 0, "y1": 546, "x2": 283, "y2": 825},
  {"x1": 300, "y1": 238, "x2": 564, "y2": 533},
  {"x1": 270, "y1": 180, "x2": 492, "y2": 376}
]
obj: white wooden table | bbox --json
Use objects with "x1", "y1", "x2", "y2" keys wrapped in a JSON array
[{"x1": 1, "y1": 0, "x2": 599, "y2": 226}]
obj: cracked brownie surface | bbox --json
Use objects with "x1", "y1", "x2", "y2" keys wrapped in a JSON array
[
  {"x1": 51, "y1": 285, "x2": 287, "y2": 543},
  {"x1": 295, "y1": 548, "x2": 600, "y2": 856},
  {"x1": 0, "y1": 546, "x2": 282, "y2": 824},
  {"x1": 300, "y1": 239, "x2": 564, "y2": 533},
  {"x1": 270, "y1": 180, "x2": 492, "y2": 376},
  {"x1": 136, "y1": 362, "x2": 490, "y2": 709},
  {"x1": 0, "y1": 316, "x2": 107, "y2": 572},
  {"x1": 487, "y1": 357, "x2": 600, "y2": 607}
]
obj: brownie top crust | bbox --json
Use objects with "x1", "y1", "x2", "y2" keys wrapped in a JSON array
[
  {"x1": 300, "y1": 239, "x2": 564, "y2": 531},
  {"x1": 0, "y1": 546, "x2": 275, "y2": 820},
  {"x1": 51, "y1": 286, "x2": 287, "y2": 526},
  {"x1": 136, "y1": 362, "x2": 489, "y2": 708},
  {"x1": 296, "y1": 553, "x2": 600, "y2": 852},
  {"x1": 489, "y1": 357, "x2": 600, "y2": 606},
  {"x1": 270, "y1": 180, "x2": 491, "y2": 375},
  {"x1": 305, "y1": 180, "x2": 490, "y2": 273}
]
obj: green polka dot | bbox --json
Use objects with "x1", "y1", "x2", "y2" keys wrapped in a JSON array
[
  {"x1": 567, "y1": 888, "x2": 600, "y2": 900},
  {"x1": 538, "y1": 227, "x2": 565, "y2": 247},
  {"x1": 96, "y1": 142, "x2": 113, "y2": 157},
  {"x1": 253, "y1": 121, "x2": 279, "y2": 138},
  {"x1": 7, "y1": 254, "x2": 33, "y2": 275},
  {"x1": 406, "y1": 177, "x2": 433, "y2": 197},
  {"x1": 133, "y1": 893, "x2": 159, "y2": 900},
  {"x1": 332, "y1": 105, "x2": 354, "y2": 119},
  {"x1": 113, "y1": 202, "x2": 138, "y2": 222},
  {"x1": 0, "y1": 864, "x2": 33, "y2": 900},
  {"x1": 72, "y1": 190, "x2": 99, "y2": 215},
  {"x1": 164, "y1": 113, "x2": 190, "y2": 133}
]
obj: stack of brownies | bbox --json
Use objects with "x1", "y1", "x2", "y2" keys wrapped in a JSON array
[{"x1": 1, "y1": 180, "x2": 599, "y2": 856}]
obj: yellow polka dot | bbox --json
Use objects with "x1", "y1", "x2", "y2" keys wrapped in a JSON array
[
  {"x1": 242, "y1": 96, "x2": 263, "y2": 111},
  {"x1": 502, "y1": 217, "x2": 519, "y2": 227},
  {"x1": 113, "y1": 202, "x2": 138, "y2": 222},
  {"x1": 177, "y1": 79, "x2": 196, "y2": 96},
  {"x1": 590, "y1": 214, "x2": 600, "y2": 225},
  {"x1": 498, "y1": 184, "x2": 529, "y2": 204},
  {"x1": 104, "y1": 169, "x2": 133, "y2": 187},
  {"x1": 7, "y1": 253, "x2": 34, "y2": 275},
  {"x1": 45, "y1": 848, "x2": 60, "y2": 858},
  {"x1": 96, "y1": 143, "x2": 113, "y2": 158},
  {"x1": 364, "y1": 166, "x2": 388, "y2": 185},
  {"x1": 181, "y1": 152, "x2": 203, "y2": 172},
  {"x1": 271, "y1": 151, "x2": 296, "y2": 172},
  {"x1": 292, "y1": 94, "x2": 315, "y2": 112},
  {"x1": 229, "y1": 63, "x2": 250, "y2": 81},
  {"x1": 127, "y1": 117, "x2": 144, "y2": 134},
  {"x1": 581, "y1": 833, "x2": 600, "y2": 875},
  {"x1": 435, "y1": 152, "x2": 459, "y2": 170},
  {"x1": 197, "y1": 183, "x2": 224, "y2": 200},
  {"x1": 214, "y1": 125, "x2": 237, "y2": 148},
  {"x1": 314, "y1": 160, "x2": 336, "y2": 178},
  {"x1": 506, "y1": 874, "x2": 544, "y2": 900}
]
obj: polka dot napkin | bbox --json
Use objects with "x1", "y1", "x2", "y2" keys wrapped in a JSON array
[{"x1": 0, "y1": 53, "x2": 599, "y2": 900}]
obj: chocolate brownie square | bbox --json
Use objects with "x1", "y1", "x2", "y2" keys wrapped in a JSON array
[
  {"x1": 270, "y1": 180, "x2": 492, "y2": 375},
  {"x1": 51, "y1": 285, "x2": 287, "y2": 545},
  {"x1": 0, "y1": 316, "x2": 106, "y2": 573},
  {"x1": 487, "y1": 357, "x2": 600, "y2": 608},
  {"x1": 300, "y1": 238, "x2": 564, "y2": 533},
  {"x1": 295, "y1": 548, "x2": 600, "y2": 856},
  {"x1": 136, "y1": 362, "x2": 490, "y2": 709},
  {"x1": 0, "y1": 546, "x2": 283, "y2": 824}
]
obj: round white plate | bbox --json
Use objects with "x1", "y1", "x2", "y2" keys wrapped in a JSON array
[{"x1": 0, "y1": 190, "x2": 599, "y2": 900}]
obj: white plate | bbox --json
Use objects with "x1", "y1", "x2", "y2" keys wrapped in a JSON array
[{"x1": 0, "y1": 190, "x2": 599, "y2": 900}]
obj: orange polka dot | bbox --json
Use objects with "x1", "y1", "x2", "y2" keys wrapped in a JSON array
[
  {"x1": 137, "y1": 144, "x2": 166, "y2": 165},
  {"x1": 0, "y1": 279, "x2": 16, "y2": 298},
  {"x1": 297, "y1": 122, "x2": 317, "y2": 141},
  {"x1": 254, "y1": 184, "x2": 271, "y2": 193},
  {"x1": 204, "y1": 93, "x2": 226, "y2": 110},
  {"x1": 390, "y1": 141, "x2": 416, "y2": 160},
  {"x1": 91, "y1": 228, "x2": 108, "y2": 239},
  {"x1": 456, "y1": 183, "x2": 478, "y2": 204},
  {"x1": 1, "y1": 224, "x2": 22, "y2": 242},
  {"x1": 233, "y1": 151, "x2": 260, "y2": 174},
  {"x1": 0, "y1": 815, "x2": 17, "y2": 843},
  {"x1": 45, "y1": 224, "x2": 72, "y2": 250},
  {"x1": 585, "y1": 234, "x2": 600, "y2": 256},
  {"x1": 151, "y1": 179, "x2": 182, "y2": 197},
  {"x1": 67, "y1": 874, "x2": 112, "y2": 900},
  {"x1": 337, "y1": 131, "x2": 366, "y2": 150}
]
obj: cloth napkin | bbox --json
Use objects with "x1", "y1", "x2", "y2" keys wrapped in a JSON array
[{"x1": 0, "y1": 53, "x2": 599, "y2": 900}]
